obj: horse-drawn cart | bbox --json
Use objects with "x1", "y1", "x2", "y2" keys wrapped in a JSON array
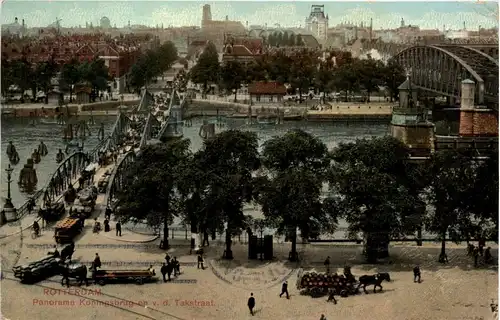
[
  {"x1": 296, "y1": 269, "x2": 360, "y2": 301},
  {"x1": 92, "y1": 269, "x2": 156, "y2": 285},
  {"x1": 97, "y1": 171, "x2": 111, "y2": 193},
  {"x1": 55, "y1": 218, "x2": 83, "y2": 243},
  {"x1": 38, "y1": 202, "x2": 65, "y2": 222}
]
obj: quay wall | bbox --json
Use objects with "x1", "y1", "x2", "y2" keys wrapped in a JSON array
[
  {"x1": 185, "y1": 98, "x2": 394, "y2": 122},
  {"x1": 1, "y1": 100, "x2": 140, "y2": 118}
]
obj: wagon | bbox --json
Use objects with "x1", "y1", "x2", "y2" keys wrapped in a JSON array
[
  {"x1": 97, "y1": 174, "x2": 110, "y2": 193},
  {"x1": 54, "y1": 218, "x2": 83, "y2": 243},
  {"x1": 296, "y1": 269, "x2": 359, "y2": 298},
  {"x1": 39, "y1": 202, "x2": 65, "y2": 222},
  {"x1": 92, "y1": 269, "x2": 156, "y2": 285}
]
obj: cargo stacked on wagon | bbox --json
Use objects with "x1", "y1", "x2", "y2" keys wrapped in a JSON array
[
  {"x1": 12, "y1": 243, "x2": 74, "y2": 283},
  {"x1": 12, "y1": 255, "x2": 60, "y2": 283},
  {"x1": 54, "y1": 217, "x2": 83, "y2": 243},
  {"x1": 71, "y1": 186, "x2": 98, "y2": 217},
  {"x1": 97, "y1": 170, "x2": 111, "y2": 193},
  {"x1": 296, "y1": 269, "x2": 359, "y2": 298},
  {"x1": 92, "y1": 268, "x2": 156, "y2": 285}
]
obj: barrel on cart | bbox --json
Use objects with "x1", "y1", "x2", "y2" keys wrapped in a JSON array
[
  {"x1": 55, "y1": 218, "x2": 83, "y2": 243},
  {"x1": 92, "y1": 269, "x2": 156, "y2": 285}
]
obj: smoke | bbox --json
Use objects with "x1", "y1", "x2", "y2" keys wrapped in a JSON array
[{"x1": 359, "y1": 48, "x2": 392, "y2": 64}]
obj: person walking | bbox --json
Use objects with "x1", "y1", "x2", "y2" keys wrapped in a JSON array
[
  {"x1": 413, "y1": 265, "x2": 421, "y2": 283},
  {"x1": 161, "y1": 263, "x2": 168, "y2": 282},
  {"x1": 279, "y1": 281, "x2": 289, "y2": 299},
  {"x1": 197, "y1": 254, "x2": 205, "y2": 270},
  {"x1": 115, "y1": 221, "x2": 122, "y2": 237},
  {"x1": 324, "y1": 256, "x2": 331, "y2": 274},
  {"x1": 247, "y1": 293, "x2": 256, "y2": 316},
  {"x1": 93, "y1": 253, "x2": 102, "y2": 271}
]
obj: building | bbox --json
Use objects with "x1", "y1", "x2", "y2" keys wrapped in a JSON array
[
  {"x1": 248, "y1": 81, "x2": 287, "y2": 104},
  {"x1": 201, "y1": 4, "x2": 246, "y2": 35},
  {"x1": 305, "y1": 5, "x2": 328, "y2": 43},
  {"x1": 100, "y1": 17, "x2": 111, "y2": 29},
  {"x1": 1, "y1": 17, "x2": 27, "y2": 38}
]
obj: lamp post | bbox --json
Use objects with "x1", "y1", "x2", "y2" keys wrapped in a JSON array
[{"x1": 2, "y1": 164, "x2": 18, "y2": 224}]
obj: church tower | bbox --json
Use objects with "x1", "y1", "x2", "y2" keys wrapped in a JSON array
[{"x1": 202, "y1": 4, "x2": 212, "y2": 29}]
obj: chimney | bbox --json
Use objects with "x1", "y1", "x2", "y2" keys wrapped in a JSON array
[
  {"x1": 460, "y1": 79, "x2": 475, "y2": 109},
  {"x1": 22, "y1": 19, "x2": 25, "y2": 27},
  {"x1": 15, "y1": 17, "x2": 18, "y2": 24},
  {"x1": 463, "y1": 21, "x2": 466, "y2": 30},
  {"x1": 226, "y1": 15, "x2": 228, "y2": 21}
]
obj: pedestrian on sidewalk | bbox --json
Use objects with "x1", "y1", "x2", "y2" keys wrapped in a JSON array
[
  {"x1": 413, "y1": 265, "x2": 421, "y2": 283},
  {"x1": 324, "y1": 256, "x2": 331, "y2": 274},
  {"x1": 247, "y1": 293, "x2": 256, "y2": 316},
  {"x1": 105, "y1": 207, "x2": 112, "y2": 220},
  {"x1": 161, "y1": 263, "x2": 168, "y2": 282},
  {"x1": 279, "y1": 281, "x2": 289, "y2": 299},
  {"x1": 197, "y1": 254, "x2": 205, "y2": 270},
  {"x1": 115, "y1": 221, "x2": 121, "y2": 236}
]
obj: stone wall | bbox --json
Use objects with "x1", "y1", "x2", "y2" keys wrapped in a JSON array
[
  {"x1": 459, "y1": 109, "x2": 498, "y2": 136},
  {"x1": 391, "y1": 124, "x2": 435, "y2": 153},
  {"x1": 3, "y1": 106, "x2": 79, "y2": 117}
]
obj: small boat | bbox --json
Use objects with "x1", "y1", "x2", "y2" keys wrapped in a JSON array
[{"x1": 257, "y1": 115, "x2": 277, "y2": 125}]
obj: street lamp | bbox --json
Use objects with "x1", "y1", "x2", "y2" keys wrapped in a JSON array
[{"x1": 1, "y1": 164, "x2": 18, "y2": 224}]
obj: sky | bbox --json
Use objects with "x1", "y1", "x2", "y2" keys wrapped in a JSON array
[{"x1": 0, "y1": 1, "x2": 498, "y2": 30}]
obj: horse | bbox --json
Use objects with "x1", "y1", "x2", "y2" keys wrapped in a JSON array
[
  {"x1": 358, "y1": 273, "x2": 391, "y2": 294},
  {"x1": 60, "y1": 244, "x2": 75, "y2": 262},
  {"x1": 59, "y1": 263, "x2": 88, "y2": 286}
]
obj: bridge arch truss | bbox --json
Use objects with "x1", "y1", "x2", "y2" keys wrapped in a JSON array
[
  {"x1": 42, "y1": 152, "x2": 89, "y2": 206},
  {"x1": 105, "y1": 151, "x2": 137, "y2": 208},
  {"x1": 393, "y1": 45, "x2": 498, "y2": 109}
]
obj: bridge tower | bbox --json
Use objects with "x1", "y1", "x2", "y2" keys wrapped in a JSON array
[
  {"x1": 390, "y1": 78, "x2": 435, "y2": 156},
  {"x1": 458, "y1": 79, "x2": 498, "y2": 137}
]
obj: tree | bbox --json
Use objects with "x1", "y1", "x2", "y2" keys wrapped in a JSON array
[
  {"x1": 115, "y1": 139, "x2": 192, "y2": 249},
  {"x1": 277, "y1": 33, "x2": 283, "y2": 47},
  {"x1": 34, "y1": 60, "x2": 58, "y2": 103},
  {"x1": 383, "y1": 59, "x2": 406, "y2": 101},
  {"x1": 188, "y1": 42, "x2": 220, "y2": 97},
  {"x1": 79, "y1": 58, "x2": 110, "y2": 101},
  {"x1": 469, "y1": 152, "x2": 498, "y2": 241},
  {"x1": 259, "y1": 129, "x2": 332, "y2": 261},
  {"x1": 424, "y1": 150, "x2": 478, "y2": 262},
  {"x1": 1, "y1": 59, "x2": 14, "y2": 97},
  {"x1": 157, "y1": 41, "x2": 178, "y2": 73},
  {"x1": 283, "y1": 32, "x2": 289, "y2": 46},
  {"x1": 330, "y1": 136, "x2": 421, "y2": 262},
  {"x1": 60, "y1": 58, "x2": 82, "y2": 102},
  {"x1": 315, "y1": 60, "x2": 335, "y2": 104},
  {"x1": 288, "y1": 34, "x2": 296, "y2": 47},
  {"x1": 268, "y1": 34, "x2": 277, "y2": 47},
  {"x1": 196, "y1": 130, "x2": 260, "y2": 259},
  {"x1": 220, "y1": 61, "x2": 245, "y2": 101},
  {"x1": 296, "y1": 34, "x2": 304, "y2": 46},
  {"x1": 289, "y1": 50, "x2": 317, "y2": 100},
  {"x1": 358, "y1": 58, "x2": 383, "y2": 102},
  {"x1": 334, "y1": 61, "x2": 360, "y2": 101},
  {"x1": 11, "y1": 58, "x2": 33, "y2": 102}
]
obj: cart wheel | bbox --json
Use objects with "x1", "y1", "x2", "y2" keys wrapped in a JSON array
[
  {"x1": 136, "y1": 278, "x2": 143, "y2": 285},
  {"x1": 98, "y1": 279, "x2": 106, "y2": 286}
]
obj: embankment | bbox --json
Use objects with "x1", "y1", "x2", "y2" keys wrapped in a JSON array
[{"x1": 1, "y1": 99, "x2": 140, "y2": 118}]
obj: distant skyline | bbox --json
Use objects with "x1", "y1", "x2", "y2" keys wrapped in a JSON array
[{"x1": 1, "y1": 1, "x2": 498, "y2": 30}]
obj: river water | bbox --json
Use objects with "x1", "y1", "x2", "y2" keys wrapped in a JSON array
[{"x1": 2, "y1": 114, "x2": 390, "y2": 238}]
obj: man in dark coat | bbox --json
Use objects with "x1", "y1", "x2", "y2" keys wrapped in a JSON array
[
  {"x1": 116, "y1": 221, "x2": 121, "y2": 236},
  {"x1": 93, "y1": 253, "x2": 102, "y2": 270},
  {"x1": 172, "y1": 257, "x2": 180, "y2": 276},
  {"x1": 197, "y1": 254, "x2": 204, "y2": 270},
  {"x1": 279, "y1": 281, "x2": 289, "y2": 299},
  {"x1": 413, "y1": 265, "x2": 421, "y2": 283},
  {"x1": 247, "y1": 293, "x2": 255, "y2": 316},
  {"x1": 324, "y1": 256, "x2": 331, "y2": 274},
  {"x1": 160, "y1": 263, "x2": 168, "y2": 282}
]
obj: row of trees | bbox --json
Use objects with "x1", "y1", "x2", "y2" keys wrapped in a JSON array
[
  {"x1": 263, "y1": 32, "x2": 305, "y2": 47},
  {"x1": 188, "y1": 43, "x2": 406, "y2": 103},
  {"x1": 1, "y1": 57, "x2": 110, "y2": 103},
  {"x1": 128, "y1": 41, "x2": 178, "y2": 93},
  {"x1": 116, "y1": 131, "x2": 498, "y2": 263}
]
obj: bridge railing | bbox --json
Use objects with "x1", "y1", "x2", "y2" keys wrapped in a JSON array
[
  {"x1": 105, "y1": 112, "x2": 130, "y2": 152},
  {"x1": 156, "y1": 90, "x2": 186, "y2": 139}
]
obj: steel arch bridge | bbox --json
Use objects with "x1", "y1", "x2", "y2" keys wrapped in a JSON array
[
  {"x1": 105, "y1": 151, "x2": 137, "y2": 208},
  {"x1": 43, "y1": 152, "x2": 89, "y2": 205},
  {"x1": 393, "y1": 44, "x2": 499, "y2": 110}
]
